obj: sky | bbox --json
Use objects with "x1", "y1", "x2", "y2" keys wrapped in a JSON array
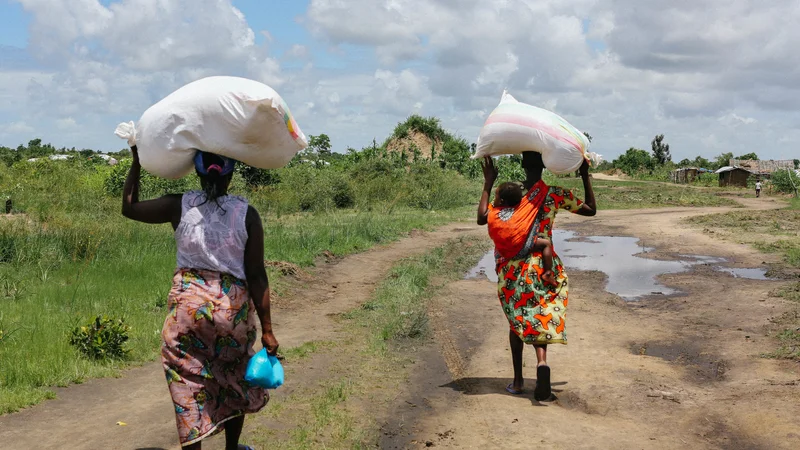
[{"x1": 0, "y1": 0, "x2": 799, "y2": 162}]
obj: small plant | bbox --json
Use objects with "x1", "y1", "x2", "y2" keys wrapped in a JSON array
[{"x1": 70, "y1": 315, "x2": 130, "y2": 360}]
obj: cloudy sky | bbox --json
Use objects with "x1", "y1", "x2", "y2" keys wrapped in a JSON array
[{"x1": 1, "y1": 0, "x2": 798, "y2": 161}]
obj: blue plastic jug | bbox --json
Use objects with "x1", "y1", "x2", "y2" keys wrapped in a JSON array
[{"x1": 245, "y1": 349, "x2": 284, "y2": 389}]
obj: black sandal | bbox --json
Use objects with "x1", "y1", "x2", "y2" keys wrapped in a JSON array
[{"x1": 534, "y1": 365, "x2": 551, "y2": 401}]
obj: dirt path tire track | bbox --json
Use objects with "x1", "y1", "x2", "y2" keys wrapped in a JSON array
[
  {"x1": 381, "y1": 197, "x2": 800, "y2": 449},
  {"x1": 0, "y1": 222, "x2": 484, "y2": 450}
]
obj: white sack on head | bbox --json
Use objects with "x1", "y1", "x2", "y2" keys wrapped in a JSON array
[
  {"x1": 115, "y1": 76, "x2": 307, "y2": 179},
  {"x1": 473, "y1": 91, "x2": 595, "y2": 175}
]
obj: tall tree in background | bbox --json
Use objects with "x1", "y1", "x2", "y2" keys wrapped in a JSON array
[
  {"x1": 713, "y1": 152, "x2": 734, "y2": 169},
  {"x1": 308, "y1": 134, "x2": 332, "y2": 157},
  {"x1": 735, "y1": 152, "x2": 759, "y2": 160},
  {"x1": 582, "y1": 131, "x2": 593, "y2": 143},
  {"x1": 614, "y1": 147, "x2": 654, "y2": 175},
  {"x1": 651, "y1": 134, "x2": 671, "y2": 165}
]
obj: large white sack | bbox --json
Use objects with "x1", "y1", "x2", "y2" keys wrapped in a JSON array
[
  {"x1": 473, "y1": 91, "x2": 599, "y2": 175},
  {"x1": 115, "y1": 76, "x2": 308, "y2": 179}
]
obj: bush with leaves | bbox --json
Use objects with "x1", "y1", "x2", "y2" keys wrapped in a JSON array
[
  {"x1": 771, "y1": 169, "x2": 799, "y2": 194},
  {"x1": 389, "y1": 115, "x2": 450, "y2": 142},
  {"x1": 70, "y1": 315, "x2": 130, "y2": 360},
  {"x1": 614, "y1": 148, "x2": 655, "y2": 176},
  {"x1": 104, "y1": 159, "x2": 192, "y2": 197},
  {"x1": 238, "y1": 165, "x2": 281, "y2": 188}
]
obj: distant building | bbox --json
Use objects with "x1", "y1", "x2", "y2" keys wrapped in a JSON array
[
  {"x1": 729, "y1": 159, "x2": 794, "y2": 178},
  {"x1": 671, "y1": 167, "x2": 713, "y2": 184},
  {"x1": 716, "y1": 166, "x2": 752, "y2": 187},
  {"x1": 671, "y1": 167, "x2": 699, "y2": 183}
]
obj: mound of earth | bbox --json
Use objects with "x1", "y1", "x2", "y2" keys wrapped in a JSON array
[
  {"x1": 605, "y1": 168, "x2": 628, "y2": 178},
  {"x1": 385, "y1": 130, "x2": 442, "y2": 159}
]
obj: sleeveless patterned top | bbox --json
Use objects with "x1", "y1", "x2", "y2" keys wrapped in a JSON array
[{"x1": 175, "y1": 191, "x2": 249, "y2": 280}]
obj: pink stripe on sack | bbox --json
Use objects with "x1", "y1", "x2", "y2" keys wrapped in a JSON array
[{"x1": 485, "y1": 113, "x2": 583, "y2": 151}]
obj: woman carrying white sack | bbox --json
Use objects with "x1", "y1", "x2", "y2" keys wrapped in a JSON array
[
  {"x1": 115, "y1": 76, "x2": 307, "y2": 449},
  {"x1": 472, "y1": 90, "x2": 602, "y2": 174}
]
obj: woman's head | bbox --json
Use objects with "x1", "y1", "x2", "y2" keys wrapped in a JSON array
[
  {"x1": 495, "y1": 181, "x2": 523, "y2": 207},
  {"x1": 521, "y1": 151, "x2": 544, "y2": 181},
  {"x1": 194, "y1": 151, "x2": 236, "y2": 202}
]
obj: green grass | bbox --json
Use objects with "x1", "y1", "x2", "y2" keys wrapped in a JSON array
[
  {"x1": 770, "y1": 283, "x2": 800, "y2": 303},
  {"x1": 685, "y1": 197, "x2": 800, "y2": 362},
  {"x1": 545, "y1": 176, "x2": 732, "y2": 210},
  {"x1": 686, "y1": 204, "x2": 800, "y2": 268},
  {"x1": 348, "y1": 236, "x2": 491, "y2": 350},
  {"x1": 281, "y1": 341, "x2": 334, "y2": 361},
  {"x1": 762, "y1": 328, "x2": 800, "y2": 361}
]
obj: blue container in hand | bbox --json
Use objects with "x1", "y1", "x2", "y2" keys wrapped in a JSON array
[{"x1": 245, "y1": 349, "x2": 284, "y2": 389}]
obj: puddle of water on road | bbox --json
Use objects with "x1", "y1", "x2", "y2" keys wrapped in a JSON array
[
  {"x1": 465, "y1": 230, "x2": 771, "y2": 301},
  {"x1": 464, "y1": 250, "x2": 497, "y2": 282}
]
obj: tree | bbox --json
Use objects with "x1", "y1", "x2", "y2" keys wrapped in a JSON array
[
  {"x1": 614, "y1": 148, "x2": 653, "y2": 175},
  {"x1": 678, "y1": 158, "x2": 692, "y2": 167},
  {"x1": 651, "y1": 134, "x2": 671, "y2": 165},
  {"x1": 692, "y1": 156, "x2": 711, "y2": 169},
  {"x1": 308, "y1": 134, "x2": 332, "y2": 157},
  {"x1": 582, "y1": 131, "x2": 593, "y2": 143},
  {"x1": 771, "y1": 169, "x2": 799, "y2": 196},
  {"x1": 735, "y1": 152, "x2": 759, "y2": 161},
  {"x1": 440, "y1": 136, "x2": 471, "y2": 173},
  {"x1": 713, "y1": 152, "x2": 734, "y2": 169}
]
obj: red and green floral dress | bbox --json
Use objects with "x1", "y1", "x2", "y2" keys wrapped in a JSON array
[{"x1": 487, "y1": 180, "x2": 583, "y2": 345}]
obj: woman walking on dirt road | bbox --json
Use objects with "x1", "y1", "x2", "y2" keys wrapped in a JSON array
[
  {"x1": 477, "y1": 152, "x2": 596, "y2": 401},
  {"x1": 122, "y1": 147, "x2": 278, "y2": 450}
]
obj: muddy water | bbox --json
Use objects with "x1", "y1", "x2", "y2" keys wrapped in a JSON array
[{"x1": 466, "y1": 230, "x2": 770, "y2": 300}]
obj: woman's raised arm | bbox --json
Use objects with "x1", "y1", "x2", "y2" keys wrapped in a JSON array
[
  {"x1": 576, "y1": 160, "x2": 597, "y2": 216},
  {"x1": 477, "y1": 157, "x2": 497, "y2": 225},
  {"x1": 121, "y1": 146, "x2": 182, "y2": 227}
]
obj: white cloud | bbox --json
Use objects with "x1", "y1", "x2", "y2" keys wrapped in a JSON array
[
  {"x1": 0, "y1": 121, "x2": 35, "y2": 136},
  {"x1": 303, "y1": 0, "x2": 800, "y2": 160},
  {"x1": 285, "y1": 44, "x2": 309, "y2": 60},
  {"x1": 56, "y1": 118, "x2": 78, "y2": 130},
  {"x1": 1, "y1": 0, "x2": 282, "y2": 149},
  {"x1": 3, "y1": 0, "x2": 800, "y2": 162}
]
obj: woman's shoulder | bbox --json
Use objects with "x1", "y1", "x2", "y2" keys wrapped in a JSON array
[{"x1": 224, "y1": 194, "x2": 248, "y2": 205}]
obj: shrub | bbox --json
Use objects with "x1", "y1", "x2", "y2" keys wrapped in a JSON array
[
  {"x1": 104, "y1": 159, "x2": 192, "y2": 197},
  {"x1": 390, "y1": 115, "x2": 449, "y2": 142},
  {"x1": 70, "y1": 315, "x2": 130, "y2": 360},
  {"x1": 239, "y1": 165, "x2": 281, "y2": 188},
  {"x1": 771, "y1": 169, "x2": 799, "y2": 194},
  {"x1": 331, "y1": 176, "x2": 355, "y2": 208}
]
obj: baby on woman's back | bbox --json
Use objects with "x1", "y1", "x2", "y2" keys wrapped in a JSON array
[{"x1": 491, "y1": 182, "x2": 557, "y2": 287}]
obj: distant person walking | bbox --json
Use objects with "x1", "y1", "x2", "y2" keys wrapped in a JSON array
[
  {"x1": 477, "y1": 152, "x2": 597, "y2": 401},
  {"x1": 122, "y1": 146, "x2": 278, "y2": 450},
  {"x1": 756, "y1": 181, "x2": 762, "y2": 198}
]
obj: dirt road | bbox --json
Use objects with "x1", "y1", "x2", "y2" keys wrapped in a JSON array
[
  {"x1": 382, "y1": 197, "x2": 800, "y2": 449},
  {"x1": 1, "y1": 196, "x2": 798, "y2": 449}
]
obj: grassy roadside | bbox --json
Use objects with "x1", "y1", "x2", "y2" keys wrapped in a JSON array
[
  {"x1": 685, "y1": 196, "x2": 800, "y2": 361},
  {"x1": 0, "y1": 206, "x2": 473, "y2": 415},
  {"x1": 547, "y1": 176, "x2": 733, "y2": 210},
  {"x1": 246, "y1": 236, "x2": 491, "y2": 449}
]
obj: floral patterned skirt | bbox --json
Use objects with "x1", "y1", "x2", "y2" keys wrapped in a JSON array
[
  {"x1": 161, "y1": 269, "x2": 267, "y2": 447},
  {"x1": 496, "y1": 252, "x2": 569, "y2": 345}
]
